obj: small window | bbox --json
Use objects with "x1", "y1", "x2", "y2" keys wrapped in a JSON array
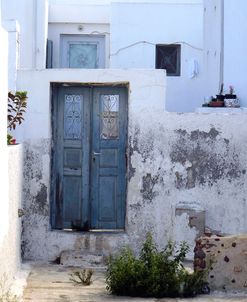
[
  {"x1": 156, "y1": 44, "x2": 181, "y2": 76},
  {"x1": 60, "y1": 35, "x2": 105, "y2": 69}
]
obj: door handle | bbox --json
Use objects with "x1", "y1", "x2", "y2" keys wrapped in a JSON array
[
  {"x1": 92, "y1": 151, "x2": 101, "y2": 162},
  {"x1": 93, "y1": 152, "x2": 101, "y2": 155}
]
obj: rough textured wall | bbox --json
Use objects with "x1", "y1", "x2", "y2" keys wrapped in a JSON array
[
  {"x1": 194, "y1": 234, "x2": 247, "y2": 291},
  {"x1": 21, "y1": 112, "x2": 247, "y2": 261},
  {"x1": 126, "y1": 112, "x2": 247, "y2": 255}
]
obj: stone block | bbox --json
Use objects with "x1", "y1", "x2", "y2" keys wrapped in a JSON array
[{"x1": 194, "y1": 234, "x2": 247, "y2": 291}]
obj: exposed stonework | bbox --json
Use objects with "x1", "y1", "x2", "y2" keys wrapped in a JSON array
[{"x1": 194, "y1": 234, "x2": 247, "y2": 291}]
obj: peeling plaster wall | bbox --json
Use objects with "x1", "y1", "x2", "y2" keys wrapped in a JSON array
[
  {"x1": 16, "y1": 69, "x2": 247, "y2": 261},
  {"x1": 127, "y1": 112, "x2": 247, "y2": 255}
]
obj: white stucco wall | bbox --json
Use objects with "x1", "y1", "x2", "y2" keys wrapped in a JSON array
[
  {"x1": 110, "y1": 1, "x2": 204, "y2": 112},
  {"x1": 1, "y1": 0, "x2": 48, "y2": 70},
  {"x1": 0, "y1": 7, "x2": 23, "y2": 294},
  {"x1": 16, "y1": 69, "x2": 166, "y2": 140},
  {"x1": 223, "y1": 0, "x2": 247, "y2": 107},
  {"x1": 2, "y1": 0, "x2": 204, "y2": 112},
  {"x1": 0, "y1": 3, "x2": 10, "y2": 277},
  {"x1": 15, "y1": 68, "x2": 247, "y2": 261},
  {"x1": 5, "y1": 145, "x2": 23, "y2": 277},
  {"x1": 203, "y1": 0, "x2": 223, "y2": 98},
  {"x1": 1, "y1": 0, "x2": 35, "y2": 69},
  {"x1": 2, "y1": 19, "x2": 20, "y2": 91}
]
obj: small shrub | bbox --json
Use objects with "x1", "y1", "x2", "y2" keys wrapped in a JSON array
[{"x1": 106, "y1": 234, "x2": 207, "y2": 298}]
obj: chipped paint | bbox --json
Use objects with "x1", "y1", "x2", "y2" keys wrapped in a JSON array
[
  {"x1": 17, "y1": 70, "x2": 247, "y2": 262},
  {"x1": 170, "y1": 128, "x2": 243, "y2": 189}
]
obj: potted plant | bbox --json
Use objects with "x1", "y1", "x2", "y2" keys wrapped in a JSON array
[
  {"x1": 208, "y1": 84, "x2": 224, "y2": 107},
  {"x1": 224, "y1": 85, "x2": 240, "y2": 108}
]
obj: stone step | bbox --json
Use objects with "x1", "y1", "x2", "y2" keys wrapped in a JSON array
[{"x1": 60, "y1": 250, "x2": 106, "y2": 268}]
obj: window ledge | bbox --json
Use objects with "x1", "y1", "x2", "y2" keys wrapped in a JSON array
[{"x1": 195, "y1": 107, "x2": 247, "y2": 113}]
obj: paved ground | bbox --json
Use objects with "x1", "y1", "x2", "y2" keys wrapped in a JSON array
[{"x1": 22, "y1": 264, "x2": 247, "y2": 302}]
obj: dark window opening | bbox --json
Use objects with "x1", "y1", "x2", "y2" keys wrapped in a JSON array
[{"x1": 156, "y1": 44, "x2": 181, "y2": 76}]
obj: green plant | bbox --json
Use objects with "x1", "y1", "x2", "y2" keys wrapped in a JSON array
[
  {"x1": 7, "y1": 91, "x2": 27, "y2": 130},
  {"x1": 7, "y1": 134, "x2": 13, "y2": 145},
  {"x1": 106, "y1": 234, "x2": 207, "y2": 298},
  {"x1": 7, "y1": 91, "x2": 27, "y2": 145},
  {"x1": 69, "y1": 269, "x2": 93, "y2": 286}
]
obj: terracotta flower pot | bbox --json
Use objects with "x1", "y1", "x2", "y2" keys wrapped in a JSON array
[{"x1": 209, "y1": 101, "x2": 224, "y2": 107}]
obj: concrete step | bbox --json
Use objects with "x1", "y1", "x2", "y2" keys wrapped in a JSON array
[{"x1": 60, "y1": 250, "x2": 106, "y2": 268}]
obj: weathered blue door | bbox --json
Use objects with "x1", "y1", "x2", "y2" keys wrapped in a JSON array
[{"x1": 51, "y1": 85, "x2": 127, "y2": 230}]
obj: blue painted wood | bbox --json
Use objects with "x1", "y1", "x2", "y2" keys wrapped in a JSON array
[
  {"x1": 52, "y1": 86, "x2": 91, "y2": 230},
  {"x1": 91, "y1": 87, "x2": 127, "y2": 229},
  {"x1": 52, "y1": 85, "x2": 127, "y2": 230}
]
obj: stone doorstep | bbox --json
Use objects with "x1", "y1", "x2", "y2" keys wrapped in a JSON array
[{"x1": 60, "y1": 250, "x2": 106, "y2": 268}]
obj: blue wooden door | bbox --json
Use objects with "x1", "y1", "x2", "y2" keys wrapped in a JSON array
[
  {"x1": 51, "y1": 85, "x2": 127, "y2": 230},
  {"x1": 91, "y1": 87, "x2": 127, "y2": 229}
]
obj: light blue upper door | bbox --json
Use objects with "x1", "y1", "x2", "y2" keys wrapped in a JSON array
[
  {"x1": 60, "y1": 35, "x2": 105, "y2": 68},
  {"x1": 51, "y1": 85, "x2": 127, "y2": 230}
]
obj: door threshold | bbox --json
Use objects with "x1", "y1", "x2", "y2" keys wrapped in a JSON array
[
  {"x1": 89, "y1": 229, "x2": 125, "y2": 233},
  {"x1": 60, "y1": 228, "x2": 125, "y2": 234}
]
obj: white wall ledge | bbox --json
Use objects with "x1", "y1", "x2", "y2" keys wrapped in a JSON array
[
  {"x1": 2, "y1": 20, "x2": 20, "y2": 33},
  {"x1": 195, "y1": 107, "x2": 247, "y2": 114}
]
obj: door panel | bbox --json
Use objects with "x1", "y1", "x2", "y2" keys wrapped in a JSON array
[
  {"x1": 60, "y1": 35, "x2": 105, "y2": 68},
  {"x1": 52, "y1": 85, "x2": 127, "y2": 230},
  {"x1": 91, "y1": 87, "x2": 127, "y2": 229}
]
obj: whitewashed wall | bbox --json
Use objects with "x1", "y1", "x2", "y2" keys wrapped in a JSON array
[
  {"x1": 1, "y1": 0, "x2": 48, "y2": 70},
  {"x1": 223, "y1": 0, "x2": 247, "y2": 107},
  {"x1": 2, "y1": 20, "x2": 20, "y2": 91},
  {"x1": 203, "y1": 0, "x2": 247, "y2": 108},
  {"x1": 6, "y1": 145, "x2": 23, "y2": 277},
  {"x1": 15, "y1": 68, "x2": 247, "y2": 261},
  {"x1": 203, "y1": 0, "x2": 223, "y2": 98},
  {"x1": 2, "y1": 0, "x2": 204, "y2": 112},
  {"x1": 0, "y1": 5, "x2": 23, "y2": 292},
  {"x1": 110, "y1": 1, "x2": 204, "y2": 112},
  {"x1": 0, "y1": 3, "x2": 10, "y2": 278}
]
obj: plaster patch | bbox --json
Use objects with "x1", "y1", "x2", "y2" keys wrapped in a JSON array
[{"x1": 174, "y1": 212, "x2": 198, "y2": 260}]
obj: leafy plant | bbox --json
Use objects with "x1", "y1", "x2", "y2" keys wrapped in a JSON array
[
  {"x1": 7, "y1": 134, "x2": 14, "y2": 145},
  {"x1": 106, "y1": 234, "x2": 207, "y2": 298},
  {"x1": 69, "y1": 269, "x2": 93, "y2": 286},
  {"x1": 7, "y1": 91, "x2": 27, "y2": 131}
]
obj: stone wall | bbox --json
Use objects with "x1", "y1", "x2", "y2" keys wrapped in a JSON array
[{"x1": 195, "y1": 234, "x2": 247, "y2": 291}]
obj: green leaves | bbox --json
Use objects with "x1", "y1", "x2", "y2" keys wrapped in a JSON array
[
  {"x1": 106, "y1": 234, "x2": 207, "y2": 298},
  {"x1": 7, "y1": 91, "x2": 28, "y2": 130}
]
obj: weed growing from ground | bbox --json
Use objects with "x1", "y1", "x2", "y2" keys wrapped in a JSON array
[{"x1": 69, "y1": 269, "x2": 93, "y2": 286}]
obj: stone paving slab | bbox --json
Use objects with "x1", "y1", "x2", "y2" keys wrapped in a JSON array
[{"x1": 22, "y1": 263, "x2": 247, "y2": 302}]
